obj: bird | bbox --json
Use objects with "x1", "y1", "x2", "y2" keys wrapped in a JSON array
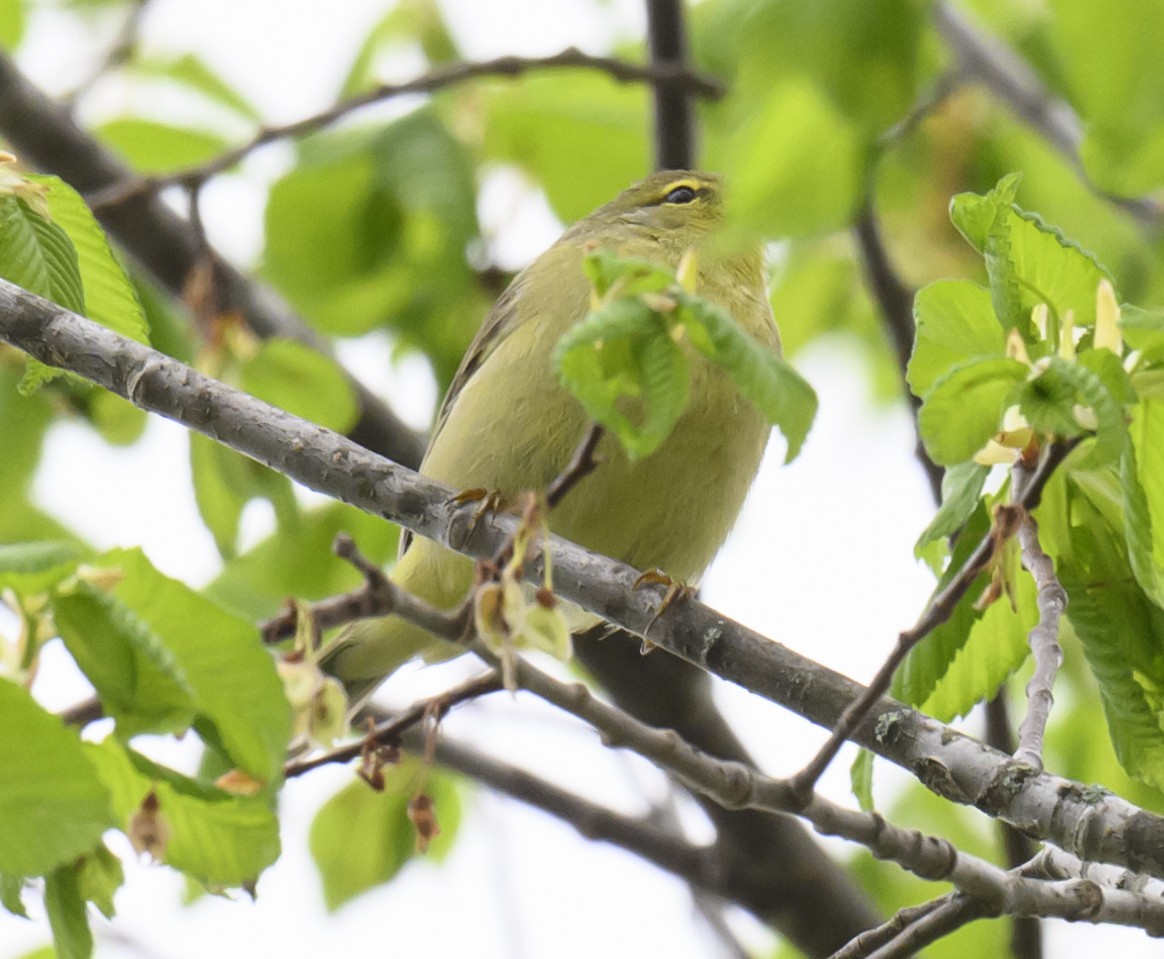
[{"x1": 320, "y1": 170, "x2": 781, "y2": 703}]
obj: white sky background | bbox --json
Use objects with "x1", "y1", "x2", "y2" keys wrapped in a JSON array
[{"x1": 2, "y1": 0, "x2": 1155, "y2": 956}]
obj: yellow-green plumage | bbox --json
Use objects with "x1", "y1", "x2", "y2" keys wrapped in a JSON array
[{"x1": 322, "y1": 171, "x2": 780, "y2": 697}]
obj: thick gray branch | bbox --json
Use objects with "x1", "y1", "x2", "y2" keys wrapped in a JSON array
[{"x1": 4, "y1": 279, "x2": 1164, "y2": 884}]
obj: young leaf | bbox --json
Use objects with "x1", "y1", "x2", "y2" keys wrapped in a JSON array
[
  {"x1": 96, "y1": 118, "x2": 228, "y2": 174},
  {"x1": 93, "y1": 548, "x2": 292, "y2": 782},
  {"x1": 916, "y1": 357, "x2": 1028, "y2": 465},
  {"x1": 52, "y1": 583, "x2": 197, "y2": 738},
  {"x1": 0, "y1": 872, "x2": 27, "y2": 918},
  {"x1": 0, "y1": 194, "x2": 84, "y2": 315},
  {"x1": 240, "y1": 338, "x2": 359, "y2": 434},
  {"x1": 35, "y1": 174, "x2": 148, "y2": 346},
  {"x1": 43, "y1": 864, "x2": 93, "y2": 959},
  {"x1": 0, "y1": 540, "x2": 83, "y2": 595},
  {"x1": 1123, "y1": 402, "x2": 1164, "y2": 608},
  {"x1": 310, "y1": 760, "x2": 461, "y2": 911},
  {"x1": 0, "y1": 678, "x2": 113, "y2": 876},
  {"x1": 554, "y1": 298, "x2": 688, "y2": 460},
  {"x1": 914, "y1": 462, "x2": 989, "y2": 557},
  {"x1": 680, "y1": 295, "x2": 817, "y2": 461},
  {"x1": 908, "y1": 280, "x2": 1005, "y2": 398},
  {"x1": 850, "y1": 749, "x2": 874, "y2": 813},
  {"x1": 1021, "y1": 356, "x2": 1127, "y2": 469},
  {"x1": 84, "y1": 739, "x2": 280, "y2": 888}
]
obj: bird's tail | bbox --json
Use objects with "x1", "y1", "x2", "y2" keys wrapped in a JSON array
[{"x1": 317, "y1": 539, "x2": 473, "y2": 708}]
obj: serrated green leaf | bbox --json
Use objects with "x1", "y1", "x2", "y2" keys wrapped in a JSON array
[
  {"x1": 915, "y1": 462, "x2": 989, "y2": 556},
  {"x1": 0, "y1": 540, "x2": 83, "y2": 594},
  {"x1": 52, "y1": 583, "x2": 196, "y2": 737},
  {"x1": 0, "y1": 678, "x2": 114, "y2": 876},
  {"x1": 96, "y1": 118, "x2": 228, "y2": 174},
  {"x1": 33, "y1": 175, "x2": 148, "y2": 346},
  {"x1": 240, "y1": 338, "x2": 358, "y2": 433},
  {"x1": 950, "y1": 172, "x2": 1021, "y2": 253},
  {"x1": 44, "y1": 863, "x2": 92, "y2": 959},
  {"x1": 1062, "y1": 562, "x2": 1164, "y2": 791},
  {"x1": 83, "y1": 739, "x2": 280, "y2": 888},
  {"x1": 310, "y1": 760, "x2": 460, "y2": 911},
  {"x1": 908, "y1": 280, "x2": 1006, "y2": 398},
  {"x1": 1123, "y1": 402, "x2": 1164, "y2": 607},
  {"x1": 1023, "y1": 356, "x2": 1127, "y2": 469},
  {"x1": 93, "y1": 548, "x2": 291, "y2": 782},
  {"x1": 917, "y1": 356, "x2": 1028, "y2": 465},
  {"x1": 893, "y1": 504, "x2": 990, "y2": 707},
  {"x1": 555, "y1": 298, "x2": 688, "y2": 460},
  {"x1": 680, "y1": 294, "x2": 816, "y2": 461},
  {"x1": 582, "y1": 250, "x2": 674, "y2": 299},
  {"x1": 0, "y1": 195, "x2": 84, "y2": 314}
]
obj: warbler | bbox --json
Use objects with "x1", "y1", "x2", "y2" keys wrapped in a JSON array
[{"x1": 321, "y1": 170, "x2": 780, "y2": 700}]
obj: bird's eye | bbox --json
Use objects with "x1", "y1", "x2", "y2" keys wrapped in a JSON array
[{"x1": 664, "y1": 185, "x2": 698, "y2": 204}]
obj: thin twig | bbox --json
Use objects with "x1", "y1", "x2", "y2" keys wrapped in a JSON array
[
  {"x1": 645, "y1": 0, "x2": 696, "y2": 170},
  {"x1": 864, "y1": 894, "x2": 992, "y2": 959},
  {"x1": 984, "y1": 692, "x2": 1044, "y2": 959},
  {"x1": 851, "y1": 204, "x2": 943, "y2": 503},
  {"x1": 87, "y1": 48, "x2": 724, "y2": 210},
  {"x1": 545, "y1": 423, "x2": 605, "y2": 509},
  {"x1": 829, "y1": 894, "x2": 955, "y2": 959},
  {"x1": 1013, "y1": 514, "x2": 1066, "y2": 771},
  {"x1": 283, "y1": 670, "x2": 502, "y2": 777},
  {"x1": 788, "y1": 440, "x2": 1076, "y2": 803},
  {"x1": 932, "y1": 1, "x2": 1161, "y2": 227},
  {"x1": 62, "y1": 0, "x2": 152, "y2": 108}
]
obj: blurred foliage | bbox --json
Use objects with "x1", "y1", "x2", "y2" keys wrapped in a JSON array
[{"x1": 4, "y1": 0, "x2": 1164, "y2": 956}]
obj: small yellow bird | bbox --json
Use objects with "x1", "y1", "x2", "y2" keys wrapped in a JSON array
[{"x1": 321, "y1": 171, "x2": 780, "y2": 700}]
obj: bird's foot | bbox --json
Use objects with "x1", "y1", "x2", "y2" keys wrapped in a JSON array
[{"x1": 633, "y1": 569, "x2": 695, "y2": 651}]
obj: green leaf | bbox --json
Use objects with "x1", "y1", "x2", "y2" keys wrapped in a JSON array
[
  {"x1": 555, "y1": 298, "x2": 689, "y2": 460},
  {"x1": 917, "y1": 356, "x2": 1028, "y2": 465},
  {"x1": 240, "y1": 338, "x2": 358, "y2": 433},
  {"x1": 131, "y1": 54, "x2": 261, "y2": 122},
  {"x1": 1019, "y1": 356, "x2": 1127, "y2": 469},
  {"x1": 75, "y1": 844, "x2": 123, "y2": 920},
  {"x1": 951, "y1": 175, "x2": 1114, "y2": 335},
  {"x1": 908, "y1": 280, "x2": 1006, "y2": 398},
  {"x1": 94, "y1": 548, "x2": 291, "y2": 782},
  {"x1": 1121, "y1": 304, "x2": 1164, "y2": 357},
  {"x1": 1123, "y1": 402, "x2": 1164, "y2": 607},
  {"x1": 0, "y1": 678, "x2": 113, "y2": 876},
  {"x1": 680, "y1": 295, "x2": 817, "y2": 461},
  {"x1": 0, "y1": 0, "x2": 26, "y2": 48},
  {"x1": 1, "y1": 872, "x2": 28, "y2": 917},
  {"x1": 96, "y1": 118, "x2": 229, "y2": 174},
  {"x1": 0, "y1": 540, "x2": 83, "y2": 594},
  {"x1": 341, "y1": 0, "x2": 458, "y2": 95},
  {"x1": 34, "y1": 174, "x2": 149, "y2": 345},
  {"x1": 206, "y1": 503, "x2": 398, "y2": 621},
  {"x1": 721, "y1": 77, "x2": 864, "y2": 239},
  {"x1": 310, "y1": 761, "x2": 460, "y2": 911},
  {"x1": 850, "y1": 749, "x2": 874, "y2": 813},
  {"x1": 44, "y1": 864, "x2": 93, "y2": 959},
  {"x1": 52, "y1": 583, "x2": 196, "y2": 737},
  {"x1": 893, "y1": 504, "x2": 990, "y2": 708},
  {"x1": 482, "y1": 72, "x2": 649, "y2": 223},
  {"x1": 0, "y1": 195, "x2": 84, "y2": 314},
  {"x1": 84, "y1": 739, "x2": 281, "y2": 888},
  {"x1": 914, "y1": 462, "x2": 989, "y2": 557},
  {"x1": 190, "y1": 432, "x2": 296, "y2": 559},
  {"x1": 582, "y1": 250, "x2": 675, "y2": 299},
  {"x1": 1062, "y1": 561, "x2": 1164, "y2": 790}
]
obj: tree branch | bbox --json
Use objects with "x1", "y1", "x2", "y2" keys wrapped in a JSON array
[
  {"x1": 645, "y1": 0, "x2": 697, "y2": 170},
  {"x1": 0, "y1": 50, "x2": 426, "y2": 468},
  {"x1": 5, "y1": 280, "x2": 1164, "y2": 884}
]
